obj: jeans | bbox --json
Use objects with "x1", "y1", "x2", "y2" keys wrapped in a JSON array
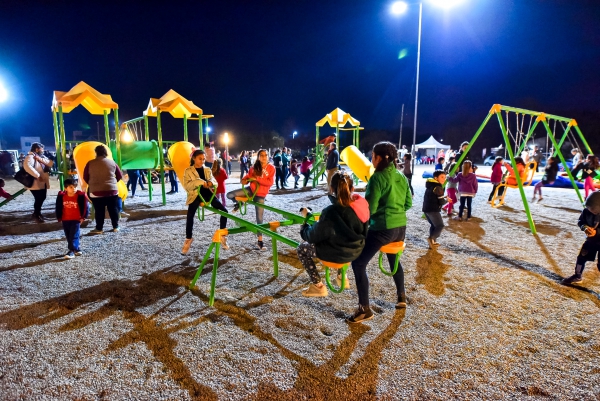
[
  {"x1": 488, "y1": 183, "x2": 500, "y2": 201},
  {"x1": 240, "y1": 164, "x2": 249, "y2": 179},
  {"x1": 405, "y1": 173, "x2": 414, "y2": 196},
  {"x1": 62, "y1": 220, "x2": 81, "y2": 252},
  {"x1": 302, "y1": 170, "x2": 311, "y2": 187},
  {"x1": 127, "y1": 171, "x2": 140, "y2": 196},
  {"x1": 424, "y1": 212, "x2": 444, "y2": 241},
  {"x1": 30, "y1": 189, "x2": 47, "y2": 217},
  {"x1": 459, "y1": 196, "x2": 473, "y2": 218},
  {"x1": 293, "y1": 175, "x2": 300, "y2": 188},
  {"x1": 90, "y1": 195, "x2": 120, "y2": 230},
  {"x1": 275, "y1": 167, "x2": 284, "y2": 188},
  {"x1": 186, "y1": 188, "x2": 228, "y2": 239},
  {"x1": 168, "y1": 170, "x2": 178, "y2": 192},
  {"x1": 352, "y1": 226, "x2": 406, "y2": 307},
  {"x1": 282, "y1": 166, "x2": 289, "y2": 186},
  {"x1": 227, "y1": 187, "x2": 265, "y2": 237},
  {"x1": 326, "y1": 168, "x2": 338, "y2": 193}
]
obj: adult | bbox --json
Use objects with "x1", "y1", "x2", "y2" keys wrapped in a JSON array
[
  {"x1": 349, "y1": 142, "x2": 412, "y2": 324},
  {"x1": 572, "y1": 148, "x2": 582, "y2": 167},
  {"x1": 273, "y1": 149, "x2": 284, "y2": 189},
  {"x1": 281, "y1": 147, "x2": 290, "y2": 188},
  {"x1": 83, "y1": 145, "x2": 122, "y2": 234},
  {"x1": 284, "y1": 148, "x2": 293, "y2": 182},
  {"x1": 532, "y1": 145, "x2": 542, "y2": 172},
  {"x1": 204, "y1": 143, "x2": 216, "y2": 168},
  {"x1": 325, "y1": 143, "x2": 340, "y2": 194},
  {"x1": 399, "y1": 145, "x2": 408, "y2": 160},
  {"x1": 24, "y1": 142, "x2": 53, "y2": 222},
  {"x1": 239, "y1": 151, "x2": 249, "y2": 181},
  {"x1": 222, "y1": 149, "x2": 231, "y2": 175},
  {"x1": 454, "y1": 141, "x2": 471, "y2": 169},
  {"x1": 437, "y1": 148, "x2": 446, "y2": 160}
]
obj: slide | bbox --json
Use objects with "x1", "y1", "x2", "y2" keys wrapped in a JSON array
[
  {"x1": 340, "y1": 145, "x2": 374, "y2": 183},
  {"x1": 73, "y1": 141, "x2": 128, "y2": 201},
  {"x1": 168, "y1": 141, "x2": 196, "y2": 179},
  {"x1": 109, "y1": 141, "x2": 160, "y2": 170}
]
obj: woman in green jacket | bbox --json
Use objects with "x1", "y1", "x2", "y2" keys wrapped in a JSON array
[{"x1": 349, "y1": 142, "x2": 413, "y2": 324}]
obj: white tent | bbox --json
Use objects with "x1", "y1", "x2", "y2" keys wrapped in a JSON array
[{"x1": 413, "y1": 135, "x2": 450, "y2": 157}]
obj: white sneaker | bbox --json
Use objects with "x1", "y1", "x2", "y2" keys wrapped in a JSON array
[
  {"x1": 181, "y1": 238, "x2": 193, "y2": 255},
  {"x1": 301, "y1": 283, "x2": 329, "y2": 297},
  {"x1": 220, "y1": 236, "x2": 230, "y2": 250}
]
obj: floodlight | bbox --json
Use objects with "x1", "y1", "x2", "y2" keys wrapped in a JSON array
[
  {"x1": 121, "y1": 129, "x2": 134, "y2": 143},
  {"x1": 391, "y1": 1, "x2": 408, "y2": 15},
  {"x1": 0, "y1": 83, "x2": 7, "y2": 102},
  {"x1": 429, "y1": 0, "x2": 465, "y2": 8}
]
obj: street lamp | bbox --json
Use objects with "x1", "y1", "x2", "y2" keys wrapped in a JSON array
[
  {"x1": 391, "y1": 0, "x2": 464, "y2": 171},
  {"x1": 223, "y1": 132, "x2": 230, "y2": 172},
  {"x1": 293, "y1": 131, "x2": 298, "y2": 139}
]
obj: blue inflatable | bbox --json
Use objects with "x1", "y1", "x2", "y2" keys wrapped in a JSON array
[{"x1": 530, "y1": 175, "x2": 584, "y2": 189}]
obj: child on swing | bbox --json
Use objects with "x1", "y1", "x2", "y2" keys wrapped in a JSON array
[{"x1": 571, "y1": 154, "x2": 599, "y2": 199}]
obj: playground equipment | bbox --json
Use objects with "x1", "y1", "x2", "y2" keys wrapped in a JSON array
[
  {"x1": 311, "y1": 108, "x2": 363, "y2": 187},
  {"x1": 121, "y1": 89, "x2": 214, "y2": 205},
  {"x1": 340, "y1": 145, "x2": 374, "y2": 183},
  {"x1": 490, "y1": 161, "x2": 537, "y2": 208},
  {"x1": 452, "y1": 104, "x2": 594, "y2": 235}
]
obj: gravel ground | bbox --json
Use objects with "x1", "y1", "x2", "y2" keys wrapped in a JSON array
[{"x1": 1, "y1": 165, "x2": 599, "y2": 400}]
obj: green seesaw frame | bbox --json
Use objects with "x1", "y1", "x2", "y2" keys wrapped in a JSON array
[
  {"x1": 451, "y1": 104, "x2": 594, "y2": 235},
  {"x1": 188, "y1": 180, "x2": 405, "y2": 306}
]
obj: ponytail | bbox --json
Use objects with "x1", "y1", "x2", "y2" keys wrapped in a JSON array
[
  {"x1": 212, "y1": 159, "x2": 221, "y2": 177},
  {"x1": 372, "y1": 141, "x2": 398, "y2": 171},
  {"x1": 330, "y1": 170, "x2": 354, "y2": 207}
]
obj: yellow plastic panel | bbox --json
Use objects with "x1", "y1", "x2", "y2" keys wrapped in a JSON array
[
  {"x1": 340, "y1": 145, "x2": 374, "y2": 183},
  {"x1": 168, "y1": 141, "x2": 196, "y2": 180}
]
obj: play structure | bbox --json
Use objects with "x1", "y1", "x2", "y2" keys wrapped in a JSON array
[
  {"x1": 310, "y1": 108, "x2": 364, "y2": 187},
  {"x1": 452, "y1": 104, "x2": 595, "y2": 235}
]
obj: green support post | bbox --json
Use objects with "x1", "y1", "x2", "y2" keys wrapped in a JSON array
[
  {"x1": 496, "y1": 112, "x2": 536, "y2": 235},
  {"x1": 316, "y1": 126, "x2": 320, "y2": 146},
  {"x1": 449, "y1": 111, "x2": 494, "y2": 176},
  {"x1": 157, "y1": 111, "x2": 167, "y2": 205},
  {"x1": 103, "y1": 110, "x2": 110, "y2": 145},
  {"x1": 114, "y1": 109, "x2": 122, "y2": 168},
  {"x1": 183, "y1": 114, "x2": 188, "y2": 142},
  {"x1": 553, "y1": 123, "x2": 573, "y2": 157},
  {"x1": 335, "y1": 124, "x2": 339, "y2": 150},
  {"x1": 209, "y1": 243, "x2": 221, "y2": 306},
  {"x1": 52, "y1": 108, "x2": 64, "y2": 190},
  {"x1": 58, "y1": 105, "x2": 68, "y2": 190},
  {"x1": 143, "y1": 114, "x2": 153, "y2": 201},
  {"x1": 542, "y1": 119, "x2": 584, "y2": 205},
  {"x1": 199, "y1": 114, "x2": 204, "y2": 148},
  {"x1": 271, "y1": 238, "x2": 279, "y2": 277},
  {"x1": 204, "y1": 118, "x2": 210, "y2": 144},
  {"x1": 144, "y1": 115, "x2": 149, "y2": 141},
  {"x1": 574, "y1": 125, "x2": 593, "y2": 155}
]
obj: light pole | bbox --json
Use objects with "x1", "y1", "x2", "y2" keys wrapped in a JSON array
[
  {"x1": 293, "y1": 131, "x2": 298, "y2": 139},
  {"x1": 223, "y1": 132, "x2": 230, "y2": 174}
]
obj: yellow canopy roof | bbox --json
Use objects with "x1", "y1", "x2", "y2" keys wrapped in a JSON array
[
  {"x1": 316, "y1": 108, "x2": 360, "y2": 128},
  {"x1": 143, "y1": 89, "x2": 203, "y2": 118},
  {"x1": 52, "y1": 81, "x2": 118, "y2": 115}
]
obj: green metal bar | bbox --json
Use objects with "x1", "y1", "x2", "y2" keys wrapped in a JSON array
[
  {"x1": 52, "y1": 108, "x2": 64, "y2": 190},
  {"x1": 156, "y1": 110, "x2": 166, "y2": 205},
  {"x1": 516, "y1": 119, "x2": 541, "y2": 155},
  {"x1": 573, "y1": 125, "x2": 593, "y2": 155},
  {"x1": 144, "y1": 115, "x2": 150, "y2": 141},
  {"x1": 189, "y1": 242, "x2": 215, "y2": 289},
  {"x1": 114, "y1": 109, "x2": 122, "y2": 168},
  {"x1": 103, "y1": 110, "x2": 110, "y2": 144},
  {"x1": 198, "y1": 113, "x2": 204, "y2": 148},
  {"x1": 552, "y1": 123, "x2": 573, "y2": 157},
  {"x1": 183, "y1": 114, "x2": 188, "y2": 142},
  {"x1": 325, "y1": 265, "x2": 347, "y2": 293},
  {"x1": 499, "y1": 106, "x2": 572, "y2": 122},
  {"x1": 204, "y1": 118, "x2": 210, "y2": 144},
  {"x1": 448, "y1": 111, "x2": 494, "y2": 177},
  {"x1": 0, "y1": 188, "x2": 27, "y2": 208},
  {"x1": 209, "y1": 243, "x2": 221, "y2": 306},
  {"x1": 542, "y1": 119, "x2": 584, "y2": 205},
  {"x1": 335, "y1": 124, "x2": 340, "y2": 150},
  {"x1": 496, "y1": 112, "x2": 536, "y2": 235},
  {"x1": 379, "y1": 251, "x2": 402, "y2": 276},
  {"x1": 147, "y1": 170, "x2": 153, "y2": 201},
  {"x1": 272, "y1": 238, "x2": 279, "y2": 277},
  {"x1": 316, "y1": 126, "x2": 320, "y2": 147},
  {"x1": 121, "y1": 116, "x2": 145, "y2": 125},
  {"x1": 58, "y1": 105, "x2": 68, "y2": 190}
]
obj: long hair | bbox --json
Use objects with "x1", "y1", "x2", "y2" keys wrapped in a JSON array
[
  {"x1": 514, "y1": 156, "x2": 525, "y2": 166},
  {"x1": 461, "y1": 160, "x2": 473, "y2": 175},
  {"x1": 253, "y1": 149, "x2": 268, "y2": 176},
  {"x1": 372, "y1": 141, "x2": 398, "y2": 172},
  {"x1": 190, "y1": 149, "x2": 205, "y2": 166},
  {"x1": 330, "y1": 170, "x2": 354, "y2": 207},
  {"x1": 492, "y1": 156, "x2": 503, "y2": 168},
  {"x1": 212, "y1": 159, "x2": 222, "y2": 177},
  {"x1": 588, "y1": 154, "x2": 599, "y2": 170}
]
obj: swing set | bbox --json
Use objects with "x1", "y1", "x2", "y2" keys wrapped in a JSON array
[{"x1": 452, "y1": 104, "x2": 594, "y2": 235}]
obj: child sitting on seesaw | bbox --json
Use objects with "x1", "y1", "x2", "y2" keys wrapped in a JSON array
[
  {"x1": 297, "y1": 170, "x2": 369, "y2": 297},
  {"x1": 562, "y1": 192, "x2": 600, "y2": 285}
]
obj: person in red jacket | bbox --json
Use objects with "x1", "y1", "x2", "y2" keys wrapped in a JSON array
[
  {"x1": 226, "y1": 149, "x2": 276, "y2": 250},
  {"x1": 211, "y1": 159, "x2": 229, "y2": 206},
  {"x1": 55, "y1": 178, "x2": 88, "y2": 259}
]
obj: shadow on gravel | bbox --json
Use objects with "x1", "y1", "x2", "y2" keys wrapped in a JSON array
[
  {"x1": 0, "y1": 238, "x2": 63, "y2": 254},
  {"x1": 0, "y1": 255, "x2": 72, "y2": 272},
  {"x1": 415, "y1": 249, "x2": 451, "y2": 296}
]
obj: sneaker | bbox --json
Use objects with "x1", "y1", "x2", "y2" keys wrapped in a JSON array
[
  {"x1": 64, "y1": 251, "x2": 75, "y2": 259},
  {"x1": 111, "y1": 227, "x2": 120, "y2": 233},
  {"x1": 89, "y1": 229, "x2": 103, "y2": 235},
  {"x1": 347, "y1": 305, "x2": 374, "y2": 324},
  {"x1": 256, "y1": 240, "x2": 266, "y2": 251},
  {"x1": 301, "y1": 283, "x2": 328, "y2": 297},
  {"x1": 181, "y1": 238, "x2": 193, "y2": 255},
  {"x1": 531, "y1": 196, "x2": 536, "y2": 202},
  {"x1": 454, "y1": 216, "x2": 462, "y2": 221},
  {"x1": 166, "y1": 191, "x2": 175, "y2": 195},
  {"x1": 120, "y1": 211, "x2": 130, "y2": 217},
  {"x1": 561, "y1": 274, "x2": 583, "y2": 285},
  {"x1": 538, "y1": 197, "x2": 543, "y2": 202},
  {"x1": 232, "y1": 203, "x2": 240, "y2": 213},
  {"x1": 33, "y1": 214, "x2": 45, "y2": 223},
  {"x1": 74, "y1": 250, "x2": 83, "y2": 256},
  {"x1": 333, "y1": 273, "x2": 350, "y2": 289},
  {"x1": 464, "y1": 218, "x2": 470, "y2": 222},
  {"x1": 220, "y1": 236, "x2": 230, "y2": 250},
  {"x1": 395, "y1": 300, "x2": 407, "y2": 309},
  {"x1": 427, "y1": 237, "x2": 439, "y2": 249}
]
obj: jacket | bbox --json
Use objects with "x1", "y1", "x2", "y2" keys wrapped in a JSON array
[
  {"x1": 281, "y1": 152, "x2": 290, "y2": 167},
  {"x1": 578, "y1": 208, "x2": 600, "y2": 243},
  {"x1": 183, "y1": 165, "x2": 217, "y2": 205},
  {"x1": 300, "y1": 160, "x2": 312, "y2": 174},
  {"x1": 56, "y1": 190, "x2": 88, "y2": 221},
  {"x1": 571, "y1": 162, "x2": 598, "y2": 180},
  {"x1": 273, "y1": 154, "x2": 282, "y2": 168},
  {"x1": 214, "y1": 168, "x2": 228, "y2": 194},
  {"x1": 422, "y1": 179, "x2": 447, "y2": 212},
  {"x1": 24, "y1": 152, "x2": 50, "y2": 190},
  {"x1": 505, "y1": 163, "x2": 526, "y2": 186},
  {"x1": 326, "y1": 150, "x2": 339, "y2": 170},
  {"x1": 300, "y1": 194, "x2": 369, "y2": 263},
  {"x1": 365, "y1": 165, "x2": 412, "y2": 230},
  {"x1": 242, "y1": 164, "x2": 276, "y2": 198},
  {"x1": 449, "y1": 173, "x2": 478, "y2": 196},
  {"x1": 490, "y1": 163, "x2": 503, "y2": 184},
  {"x1": 542, "y1": 163, "x2": 559, "y2": 183},
  {"x1": 83, "y1": 157, "x2": 122, "y2": 196}
]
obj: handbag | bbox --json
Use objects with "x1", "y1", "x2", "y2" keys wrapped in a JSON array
[{"x1": 13, "y1": 168, "x2": 34, "y2": 188}]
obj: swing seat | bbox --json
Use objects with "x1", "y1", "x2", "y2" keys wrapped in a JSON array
[
  {"x1": 234, "y1": 196, "x2": 249, "y2": 202},
  {"x1": 379, "y1": 242, "x2": 405, "y2": 276},
  {"x1": 319, "y1": 259, "x2": 349, "y2": 294}
]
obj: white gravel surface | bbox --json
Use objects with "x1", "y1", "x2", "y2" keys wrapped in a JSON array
[{"x1": 1, "y1": 165, "x2": 600, "y2": 400}]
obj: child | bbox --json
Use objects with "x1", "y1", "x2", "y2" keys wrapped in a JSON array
[
  {"x1": 0, "y1": 178, "x2": 11, "y2": 200},
  {"x1": 444, "y1": 157, "x2": 455, "y2": 174},
  {"x1": 435, "y1": 157, "x2": 444, "y2": 171},
  {"x1": 488, "y1": 156, "x2": 504, "y2": 202},
  {"x1": 398, "y1": 153, "x2": 414, "y2": 196},
  {"x1": 212, "y1": 159, "x2": 228, "y2": 206},
  {"x1": 423, "y1": 170, "x2": 448, "y2": 248},
  {"x1": 562, "y1": 192, "x2": 600, "y2": 284},
  {"x1": 182, "y1": 150, "x2": 229, "y2": 254},
  {"x1": 55, "y1": 178, "x2": 88, "y2": 259},
  {"x1": 532, "y1": 156, "x2": 558, "y2": 202},
  {"x1": 298, "y1": 171, "x2": 369, "y2": 297},
  {"x1": 504, "y1": 157, "x2": 527, "y2": 186},
  {"x1": 449, "y1": 160, "x2": 478, "y2": 221},
  {"x1": 227, "y1": 149, "x2": 276, "y2": 250},
  {"x1": 290, "y1": 158, "x2": 300, "y2": 189},
  {"x1": 571, "y1": 155, "x2": 599, "y2": 199},
  {"x1": 300, "y1": 156, "x2": 313, "y2": 187},
  {"x1": 443, "y1": 162, "x2": 458, "y2": 216}
]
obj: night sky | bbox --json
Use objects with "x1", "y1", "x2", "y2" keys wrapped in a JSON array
[{"x1": 1, "y1": 0, "x2": 599, "y2": 150}]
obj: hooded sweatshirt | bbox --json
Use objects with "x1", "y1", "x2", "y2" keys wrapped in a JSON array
[
  {"x1": 422, "y1": 179, "x2": 448, "y2": 212},
  {"x1": 300, "y1": 194, "x2": 369, "y2": 263},
  {"x1": 242, "y1": 164, "x2": 276, "y2": 198},
  {"x1": 449, "y1": 172, "x2": 478, "y2": 197}
]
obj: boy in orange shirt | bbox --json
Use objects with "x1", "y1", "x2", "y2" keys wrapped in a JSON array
[{"x1": 56, "y1": 178, "x2": 88, "y2": 259}]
